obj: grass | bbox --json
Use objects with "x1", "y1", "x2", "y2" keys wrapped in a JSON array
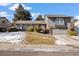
[{"x1": 25, "y1": 32, "x2": 55, "y2": 45}]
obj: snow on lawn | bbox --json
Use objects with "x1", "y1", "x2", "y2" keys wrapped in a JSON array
[{"x1": 0, "y1": 32, "x2": 26, "y2": 44}]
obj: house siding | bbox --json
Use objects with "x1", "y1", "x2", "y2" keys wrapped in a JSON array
[
  {"x1": 16, "y1": 24, "x2": 31, "y2": 30},
  {"x1": 64, "y1": 17, "x2": 71, "y2": 28},
  {"x1": 45, "y1": 16, "x2": 55, "y2": 29},
  {"x1": 16, "y1": 24, "x2": 46, "y2": 31},
  {"x1": 45, "y1": 17, "x2": 71, "y2": 29}
]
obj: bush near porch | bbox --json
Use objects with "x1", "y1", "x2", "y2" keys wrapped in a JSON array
[
  {"x1": 34, "y1": 27, "x2": 42, "y2": 32},
  {"x1": 67, "y1": 28, "x2": 77, "y2": 36},
  {"x1": 27, "y1": 26, "x2": 42, "y2": 32},
  {"x1": 27, "y1": 26, "x2": 49, "y2": 34},
  {"x1": 27, "y1": 26, "x2": 34, "y2": 32},
  {"x1": 67, "y1": 31, "x2": 77, "y2": 36}
]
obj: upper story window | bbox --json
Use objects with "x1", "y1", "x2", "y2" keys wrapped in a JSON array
[{"x1": 55, "y1": 18, "x2": 64, "y2": 25}]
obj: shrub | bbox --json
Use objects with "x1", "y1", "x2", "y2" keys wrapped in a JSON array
[
  {"x1": 67, "y1": 31, "x2": 77, "y2": 36},
  {"x1": 70, "y1": 28, "x2": 74, "y2": 31},
  {"x1": 34, "y1": 27, "x2": 42, "y2": 32},
  {"x1": 44, "y1": 29, "x2": 49, "y2": 34},
  {"x1": 8, "y1": 28, "x2": 18, "y2": 32},
  {"x1": 27, "y1": 26, "x2": 34, "y2": 32}
]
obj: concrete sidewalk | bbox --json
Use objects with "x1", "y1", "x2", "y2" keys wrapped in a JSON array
[
  {"x1": 1, "y1": 51, "x2": 79, "y2": 56},
  {"x1": 0, "y1": 43, "x2": 78, "y2": 52},
  {"x1": 0, "y1": 43, "x2": 79, "y2": 55}
]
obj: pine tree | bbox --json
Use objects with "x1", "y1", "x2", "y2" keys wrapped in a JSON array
[
  {"x1": 35, "y1": 15, "x2": 44, "y2": 21},
  {"x1": 13, "y1": 4, "x2": 32, "y2": 22}
]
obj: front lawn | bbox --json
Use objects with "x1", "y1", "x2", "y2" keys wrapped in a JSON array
[{"x1": 25, "y1": 32, "x2": 55, "y2": 45}]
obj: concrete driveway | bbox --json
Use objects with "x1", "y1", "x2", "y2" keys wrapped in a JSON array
[
  {"x1": 52, "y1": 29, "x2": 67, "y2": 35},
  {"x1": 54, "y1": 35, "x2": 79, "y2": 47}
]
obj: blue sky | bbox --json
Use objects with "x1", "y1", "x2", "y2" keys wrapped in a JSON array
[{"x1": 0, "y1": 3, "x2": 79, "y2": 22}]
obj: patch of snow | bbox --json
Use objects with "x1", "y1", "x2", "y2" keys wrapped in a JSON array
[
  {"x1": 0, "y1": 32, "x2": 26, "y2": 44},
  {"x1": 55, "y1": 40, "x2": 66, "y2": 45}
]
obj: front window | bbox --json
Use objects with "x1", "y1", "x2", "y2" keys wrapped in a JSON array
[{"x1": 55, "y1": 18, "x2": 64, "y2": 25}]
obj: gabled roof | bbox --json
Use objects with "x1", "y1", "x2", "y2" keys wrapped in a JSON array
[
  {"x1": 0, "y1": 17, "x2": 12, "y2": 28},
  {"x1": 0, "y1": 17, "x2": 11, "y2": 23},
  {"x1": 14, "y1": 20, "x2": 46, "y2": 24},
  {"x1": 0, "y1": 17, "x2": 7, "y2": 22},
  {"x1": 45, "y1": 14, "x2": 73, "y2": 18}
]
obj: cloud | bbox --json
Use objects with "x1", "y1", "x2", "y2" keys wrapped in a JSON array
[
  {"x1": 0, "y1": 11, "x2": 10, "y2": 17},
  {"x1": 74, "y1": 16, "x2": 79, "y2": 20},
  {"x1": 32, "y1": 13, "x2": 41, "y2": 17},
  {"x1": 25, "y1": 7, "x2": 32, "y2": 10},
  {"x1": 9, "y1": 4, "x2": 19, "y2": 11},
  {"x1": 9, "y1": 3, "x2": 32, "y2": 11},
  {"x1": 0, "y1": 3, "x2": 11, "y2": 6}
]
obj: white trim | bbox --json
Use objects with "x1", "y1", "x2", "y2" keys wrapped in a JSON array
[{"x1": 55, "y1": 18, "x2": 64, "y2": 25}]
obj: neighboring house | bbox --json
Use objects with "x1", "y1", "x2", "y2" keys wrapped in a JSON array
[
  {"x1": 14, "y1": 15, "x2": 46, "y2": 31},
  {"x1": 0, "y1": 17, "x2": 12, "y2": 32}
]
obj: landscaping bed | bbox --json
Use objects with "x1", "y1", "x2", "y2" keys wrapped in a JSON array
[{"x1": 25, "y1": 32, "x2": 55, "y2": 45}]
